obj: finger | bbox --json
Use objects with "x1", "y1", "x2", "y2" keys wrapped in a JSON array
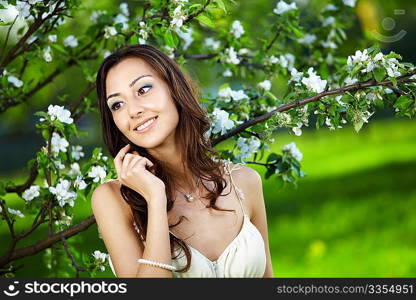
[
  {"x1": 127, "y1": 155, "x2": 143, "y2": 171},
  {"x1": 132, "y1": 156, "x2": 155, "y2": 173},
  {"x1": 114, "y1": 144, "x2": 131, "y2": 176},
  {"x1": 121, "y1": 153, "x2": 135, "y2": 177}
]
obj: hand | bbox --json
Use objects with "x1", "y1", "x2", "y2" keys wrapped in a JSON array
[{"x1": 114, "y1": 144, "x2": 166, "y2": 205}]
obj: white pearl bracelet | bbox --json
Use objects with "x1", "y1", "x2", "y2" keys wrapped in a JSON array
[{"x1": 137, "y1": 258, "x2": 177, "y2": 271}]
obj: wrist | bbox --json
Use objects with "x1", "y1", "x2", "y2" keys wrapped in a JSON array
[{"x1": 147, "y1": 193, "x2": 167, "y2": 210}]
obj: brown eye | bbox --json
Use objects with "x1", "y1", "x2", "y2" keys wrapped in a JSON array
[
  {"x1": 111, "y1": 102, "x2": 122, "y2": 111},
  {"x1": 137, "y1": 85, "x2": 152, "y2": 96}
]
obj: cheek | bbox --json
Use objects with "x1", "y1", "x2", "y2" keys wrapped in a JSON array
[{"x1": 112, "y1": 113, "x2": 129, "y2": 134}]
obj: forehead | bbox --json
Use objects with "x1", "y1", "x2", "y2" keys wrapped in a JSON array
[{"x1": 105, "y1": 56, "x2": 157, "y2": 91}]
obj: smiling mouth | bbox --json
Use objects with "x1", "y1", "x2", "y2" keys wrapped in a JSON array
[{"x1": 133, "y1": 116, "x2": 158, "y2": 133}]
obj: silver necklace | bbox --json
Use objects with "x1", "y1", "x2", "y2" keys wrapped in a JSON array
[{"x1": 176, "y1": 177, "x2": 202, "y2": 203}]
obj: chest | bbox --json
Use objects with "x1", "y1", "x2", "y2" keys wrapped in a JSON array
[{"x1": 166, "y1": 177, "x2": 249, "y2": 258}]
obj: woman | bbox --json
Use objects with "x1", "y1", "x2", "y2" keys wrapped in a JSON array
[{"x1": 92, "y1": 44, "x2": 274, "y2": 278}]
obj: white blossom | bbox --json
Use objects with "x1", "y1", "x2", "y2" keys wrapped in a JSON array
[
  {"x1": 273, "y1": 0, "x2": 297, "y2": 15},
  {"x1": 218, "y1": 87, "x2": 248, "y2": 102},
  {"x1": 88, "y1": 166, "x2": 107, "y2": 183},
  {"x1": 238, "y1": 48, "x2": 250, "y2": 55},
  {"x1": 22, "y1": 185, "x2": 40, "y2": 201},
  {"x1": 258, "y1": 79, "x2": 272, "y2": 91},
  {"x1": 237, "y1": 137, "x2": 261, "y2": 160},
  {"x1": 92, "y1": 250, "x2": 108, "y2": 263},
  {"x1": 15, "y1": 1, "x2": 31, "y2": 18},
  {"x1": 114, "y1": 13, "x2": 129, "y2": 30},
  {"x1": 290, "y1": 67, "x2": 303, "y2": 83},
  {"x1": 282, "y1": 142, "x2": 303, "y2": 161},
  {"x1": 50, "y1": 132, "x2": 69, "y2": 155},
  {"x1": 90, "y1": 10, "x2": 106, "y2": 22},
  {"x1": 63, "y1": 35, "x2": 78, "y2": 48},
  {"x1": 325, "y1": 4, "x2": 338, "y2": 11},
  {"x1": 335, "y1": 95, "x2": 348, "y2": 107},
  {"x1": 321, "y1": 40, "x2": 337, "y2": 49},
  {"x1": 8, "y1": 208, "x2": 25, "y2": 218},
  {"x1": 292, "y1": 127, "x2": 302, "y2": 136},
  {"x1": 170, "y1": 5, "x2": 186, "y2": 28},
  {"x1": 224, "y1": 47, "x2": 240, "y2": 65},
  {"x1": 104, "y1": 26, "x2": 117, "y2": 39},
  {"x1": 301, "y1": 67, "x2": 327, "y2": 93},
  {"x1": 119, "y1": 2, "x2": 129, "y2": 16},
  {"x1": 347, "y1": 49, "x2": 369, "y2": 67},
  {"x1": 343, "y1": 0, "x2": 357, "y2": 7},
  {"x1": 54, "y1": 159, "x2": 65, "y2": 170},
  {"x1": 7, "y1": 75, "x2": 23, "y2": 88},
  {"x1": 175, "y1": 27, "x2": 193, "y2": 50},
  {"x1": 47, "y1": 105, "x2": 73, "y2": 124},
  {"x1": 223, "y1": 68, "x2": 232, "y2": 77},
  {"x1": 163, "y1": 46, "x2": 175, "y2": 59},
  {"x1": 103, "y1": 50, "x2": 111, "y2": 58},
  {"x1": 292, "y1": 122, "x2": 303, "y2": 136},
  {"x1": 27, "y1": 36, "x2": 37, "y2": 44},
  {"x1": 49, "y1": 179, "x2": 77, "y2": 207},
  {"x1": 344, "y1": 76, "x2": 358, "y2": 85},
  {"x1": 74, "y1": 175, "x2": 87, "y2": 190},
  {"x1": 204, "y1": 37, "x2": 220, "y2": 50},
  {"x1": 230, "y1": 20, "x2": 244, "y2": 39},
  {"x1": 266, "y1": 55, "x2": 279, "y2": 65},
  {"x1": 68, "y1": 162, "x2": 81, "y2": 177},
  {"x1": 279, "y1": 53, "x2": 295, "y2": 70},
  {"x1": 43, "y1": 46, "x2": 52, "y2": 62},
  {"x1": 71, "y1": 145, "x2": 84, "y2": 161},
  {"x1": 48, "y1": 35, "x2": 57, "y2": 43},
  {"x1": 274, "y1": 111, "x2": 292, "y2": 127},
  {"x1": 138, "y1": 21, "x2": 148, "y2": 40},
  {"x1": 322, "y1": 16, "x2": 335, "y2": 26},
  {"x1": 211, "y1": 108, "x2": 235, "y2": 135},
  {"x1": 298, "y1": 34, "x2": 317, "y2": 44}
]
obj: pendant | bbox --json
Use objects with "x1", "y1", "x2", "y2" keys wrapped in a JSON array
[{"x1": 185, "y1": 193, "x2": 194, "y2": 202}]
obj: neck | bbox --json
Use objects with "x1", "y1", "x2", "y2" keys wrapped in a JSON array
[{"x1": 146, "y1": 133, "x2": 197, "y2": 192}]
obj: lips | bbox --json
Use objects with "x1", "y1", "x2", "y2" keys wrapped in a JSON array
[{"x1": 133, "y1": 116, "x2": 158, "y2": 132}]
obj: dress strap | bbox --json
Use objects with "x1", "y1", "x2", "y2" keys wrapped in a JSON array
[{"x1": 224, "y1": 161, "x2": 248, "y2": 218}]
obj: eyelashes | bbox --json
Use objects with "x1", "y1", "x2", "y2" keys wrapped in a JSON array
[{"x1": 110, "y1": 84, "x2": 153, "y2": 111}]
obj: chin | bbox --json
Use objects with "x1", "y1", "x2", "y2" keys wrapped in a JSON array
[{"x1": 128, "y1": 133, "x2": 167, "y2": 150}]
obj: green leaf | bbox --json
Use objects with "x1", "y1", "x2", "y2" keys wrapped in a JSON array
[
  {"x1": 214, "y1": 0, "x2": 227, "y2": 12},
  {"x1": 196, "y1": 14, "x2": 215, "y2": 28},
  {"x1": 373, "y1": 67, "x2": 386, "y2": 82},
  {"x1": 353, "y1": 120, "x2": 364, "y2": 133},
  {"x1": 51, "y1": 44, "x2": 68, "y2": 55},
  {"x1": 389, "y1": 76, "x2": 398, "y2": 86},
  {"x1": 163, "y1": 30, "x2": 175, "y2": 48},
  {"x1": 393, "y1": 95, "x2": 413, "y2": 110},
  {"x1": 129, "y1": 34, "x2": 138, "y2": 45}
]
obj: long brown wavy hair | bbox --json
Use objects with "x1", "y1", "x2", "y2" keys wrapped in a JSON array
[{"x1": 95, "y1": 44, "x2": 235, "y2": 273}]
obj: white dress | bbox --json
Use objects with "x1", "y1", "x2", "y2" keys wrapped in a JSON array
[{"x1": 107, "y1": 162, "x2": 267, "y2": 277}]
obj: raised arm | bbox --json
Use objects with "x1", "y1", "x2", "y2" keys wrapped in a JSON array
[{"x1": 91, "y1": 181, "x2": 173, "y2": 277}]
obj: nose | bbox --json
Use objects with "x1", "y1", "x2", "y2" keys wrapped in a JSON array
[{"x1": 127, "y1": 98, "x2": 144, "y2": 118}]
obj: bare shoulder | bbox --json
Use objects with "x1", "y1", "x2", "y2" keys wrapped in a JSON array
[
  {"x1": 228, "y1": 163, "x2": 263, "y2": 216},
  {"x1": 229, "y1": 163, "x2": 262, "y2": 186},
  {"x1": 91, "y1": 180, "x2": 132, "y2": 222},
  {"x1": 91, "y1": 180, "x2": 145, "y2": 277}
]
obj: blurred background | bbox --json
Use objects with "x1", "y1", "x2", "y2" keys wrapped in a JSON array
[{"x1": 1, "y1": 0, "x2": 415, "y2": 277}]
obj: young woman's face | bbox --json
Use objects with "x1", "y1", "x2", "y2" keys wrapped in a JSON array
[{"x1": 105, "y1": 57, "x2": 179, "y2": 149}]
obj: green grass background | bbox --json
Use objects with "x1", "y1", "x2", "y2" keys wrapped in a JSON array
[{"x1": 1, "y1": 117, "x2": 415, "y2": 277}]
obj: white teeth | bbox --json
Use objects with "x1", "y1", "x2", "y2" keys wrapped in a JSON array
[{"x1": 135, "y1": 117, "x2": 156, "y2": 131}]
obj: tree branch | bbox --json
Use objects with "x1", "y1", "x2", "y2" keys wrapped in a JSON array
[
  {"x1": 0, "y1": 215, "x2": 96, "y2": 267},
  {"x1": 212, "y1": 70, "x2": 416, "y2": 146}
]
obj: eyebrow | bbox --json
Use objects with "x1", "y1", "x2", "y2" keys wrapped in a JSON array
[{"x1": 106, "y1": 74, "x2": 153, "y2": 102}]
